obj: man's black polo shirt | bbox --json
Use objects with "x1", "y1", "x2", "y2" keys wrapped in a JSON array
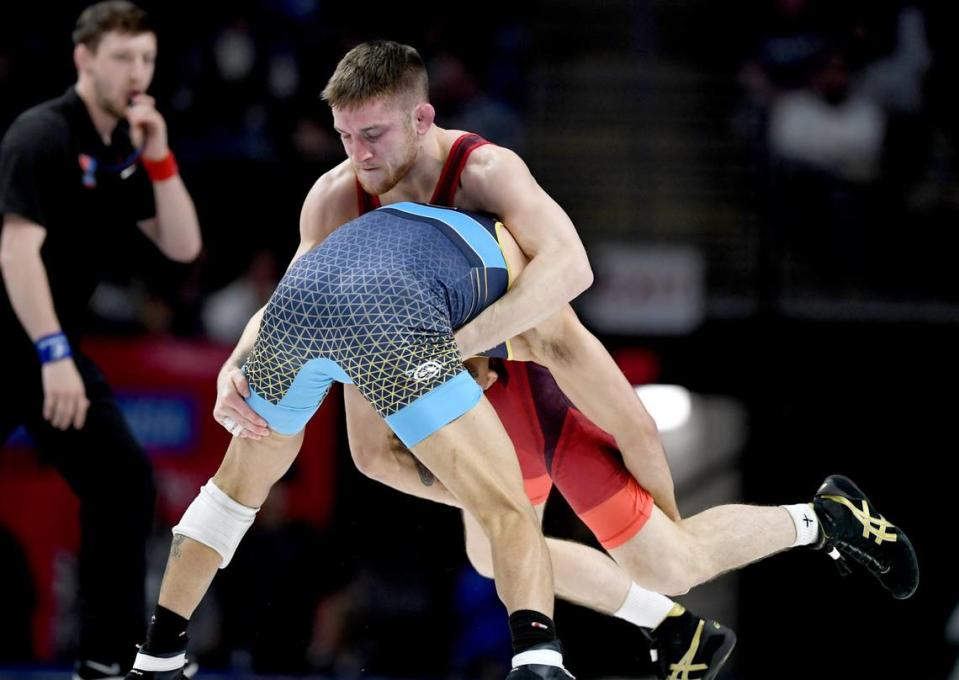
[{"x1": 0, "y1": 87, "x2": 156, "y2": 353}]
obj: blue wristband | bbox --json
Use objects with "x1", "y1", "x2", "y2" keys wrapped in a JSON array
[{"x1": 35, "y1": 332, "x2": 73, "y2": 364}]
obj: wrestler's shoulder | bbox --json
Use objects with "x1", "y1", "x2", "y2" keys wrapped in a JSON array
[
  {"x1": 462, "y1": 144, "x2": 528, "y2": 191},
  {"x1": 306, "y1": 160, "x2": 356, "y2": 204},
  {"x1": 301, "y1": 160, "x2": 359, "y2": 239}
]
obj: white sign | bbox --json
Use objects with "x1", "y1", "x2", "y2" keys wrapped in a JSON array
[{"x1": 579, "y1": 243, "x2": 705, "y2": 334}]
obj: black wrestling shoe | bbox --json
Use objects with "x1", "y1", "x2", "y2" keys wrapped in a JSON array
[
  {"x1": 813, "y1": 474, "x2": 919, "y2": 599},
  {"x1": 122, "y1": 655, "x2": 198, "y2": 680},
  {"x1": 647, "y1": 610, "x2": 736, "y2": 680},
  {"x1": 505, "y1": 640, "x2": 575, "y2": 679},
  {"x1": 74, "y1": 659, "x2": 125, "y2": 680},
  {"x1": 124, "y1": 671, "x2": 184, "y2": 680}
]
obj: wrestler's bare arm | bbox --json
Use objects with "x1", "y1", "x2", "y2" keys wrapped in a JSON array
[
  {"x1": 453, "y1": 145, "x2": 593, "y2": 358},
  {"x1": 212, "y1": 162, "x2": 357, "y2": 439},
  {"x1": 495, "y1": 226, "x2": 680, "y2": 521}
]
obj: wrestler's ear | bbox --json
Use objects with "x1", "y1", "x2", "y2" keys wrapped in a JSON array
[
  {"x1": 75, "y1": 43, "x2": 92, "y2": 74},
  {"x1": 413, "y1": 102, "x2": 435, "y2": 134}
]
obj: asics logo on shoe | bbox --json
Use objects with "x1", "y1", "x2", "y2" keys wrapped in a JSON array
[
  {"x1": 668, "y1": 619, "x2": 710, "y2": 680},
  {"x1": 824, "y1": 495, "x2": 897, "y2": 544}
]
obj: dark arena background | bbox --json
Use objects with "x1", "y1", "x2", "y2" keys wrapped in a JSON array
[{"x1": 0, "y1": 1, "x2": 956, "y2": 678}]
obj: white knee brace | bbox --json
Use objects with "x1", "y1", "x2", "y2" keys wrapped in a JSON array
[{"x1": 172, "y1": 479, "x2": 259, "y2": 568}]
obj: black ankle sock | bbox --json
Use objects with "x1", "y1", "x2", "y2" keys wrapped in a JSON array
[
  {"x1": 141, "y1": 605, "x2": 189, "y2": 656},
  {"x1": 509, "y1": 609, "x2": 557, "y2": 655}
]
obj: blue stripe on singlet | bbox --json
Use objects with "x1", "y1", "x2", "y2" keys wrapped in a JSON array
[
  {"x1": 245, "y1": 357, "x2": 352, "y2": 434},
  {"x1": 380, "y1": 202, "x2": 507, "y2": 271},
  {"x1": 385, "y1": 370, "x2": 482, "y2": 447}
]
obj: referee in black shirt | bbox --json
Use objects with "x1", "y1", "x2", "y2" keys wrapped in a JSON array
[{"x1": 0, "y1": 3, "x2": 201, "y2": 678}]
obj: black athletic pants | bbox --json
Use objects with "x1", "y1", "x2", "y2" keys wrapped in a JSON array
[{"x1": 0, "y1": 351, "x2": 155, "y2": 666}]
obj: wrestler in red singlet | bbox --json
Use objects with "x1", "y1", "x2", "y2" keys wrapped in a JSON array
[{"x1": 357, "y1": 133, "x2": 653, "y2": 549}]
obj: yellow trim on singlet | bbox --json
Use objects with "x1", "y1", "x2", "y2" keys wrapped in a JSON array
[
  {"x1": 494, "y1": 221, "x2": 514, "y2": 287},
  {"x1": 493, "y1": 220, "x2": 514, "y2": 360}
]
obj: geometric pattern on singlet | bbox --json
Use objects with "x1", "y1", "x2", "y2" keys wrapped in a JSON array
[{"x1": 244, "y1": 203, "x2": 505, "y2": 418}]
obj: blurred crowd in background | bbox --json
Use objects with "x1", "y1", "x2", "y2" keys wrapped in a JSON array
[
  {"x1": 1, "y1": 1, "x2": 957, "y2": 678},
  {"x1": 0, "y1": 1, "x2": 532, "y2": 347},
  {"x1": 1, "y1": 0, "x2": 956, "y2": 338}
]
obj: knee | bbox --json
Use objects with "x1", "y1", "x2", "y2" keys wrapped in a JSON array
[
  {"x1": 174, "y1": 479, "x2": 258, "y2": 569},
  {"x1": 468, "y1": 504, "x2": 542, "y2": 578},
  {"x1": 473, "y1": 502, "x2": 540, "y2": 547},
  {"x1": 613, "y1": 529, "x2": 706, "y2": 597},
  {"x1": 211, "y1": 469, "x2": 272, "y2": 509},
  {"x1": 351, "y1": 434, "x2": 407, "y2": 485},
  {"x1": 661, "y1": 578, "x2": 692, "y2": 598},
  {"x1": 351, "y1": 440, "x2": 391, "y2": 481},
  {"x1": 639, "y1": 556, "x2": 697, "y2": 597},
  {"x1": 655, "y1": 528, "x2": 712, "y2": 596},
  {"x1": 213, "y1": 435, "x2": 300, "y2": 506}
]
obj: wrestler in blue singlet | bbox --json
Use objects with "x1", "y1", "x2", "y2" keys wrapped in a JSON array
[{"x1": 243, "y1": 202, "x2": 510, "y2": 446}]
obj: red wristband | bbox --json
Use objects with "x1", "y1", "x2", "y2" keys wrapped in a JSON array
[{"x1": 141, "y1": 151, "x2": 178, "y2": 182}]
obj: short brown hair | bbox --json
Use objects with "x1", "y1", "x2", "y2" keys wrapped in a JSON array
[
  {"x1": 321, "y1": 40, "x2": 428, "y2": 109},
  {"x1": 73, "y1": 1, "x2": 152, "y2": 52}
]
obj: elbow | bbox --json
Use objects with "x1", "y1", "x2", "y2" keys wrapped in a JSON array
[
  {"x1": 350, "y1": 442, "x2": 396, "y2": 484},
  {"x1": 580, "y1": 260, "x2": 595, "y2": 291},
  {"x1": 567, "y1": 256, "x2": 593, "y2": 299},
  {"x1": 182, "y1": 241, "x2": 203, "y2": 263},
  {"x1": 167, "y1": 238, "x2": 203, "y2": 264},
  {"x1": 632, "y1": 410, "x2": 662, "y2": 449},
  {"x1": 640, "y1": 414, "x2": 661, "y2": 442}
]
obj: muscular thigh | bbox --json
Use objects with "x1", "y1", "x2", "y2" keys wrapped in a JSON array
[
  {"x1": 212, "y1": 430, "x2": 304, "y2": 507},
  {"x1": 608, "y1": 504, "x2": 695, "y2": 590},
  {"x1": 552, "y1": 408, "x2": 653, "y2": 550},
  {"x1": 485, "y1": 362, "x2": 554, "y2": 505},
  {"x1": 494, "y1": 364, "x2": 653, "y2": 550},
  {"x1": 411, "y1": 396, "x2": 530, "y2": 516}
]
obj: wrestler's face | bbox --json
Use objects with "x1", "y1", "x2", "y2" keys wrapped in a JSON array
[
  {"x1": 332, "y1": 96, "x2": 423, "y2": 195},
  {"x1": 77, "y1": 31, "x2": 157, "y2": 118}
]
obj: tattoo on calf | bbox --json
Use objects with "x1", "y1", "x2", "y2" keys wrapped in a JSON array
[{"x1": 415, "y1": 458, "x2": 436, "y2": 486}]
